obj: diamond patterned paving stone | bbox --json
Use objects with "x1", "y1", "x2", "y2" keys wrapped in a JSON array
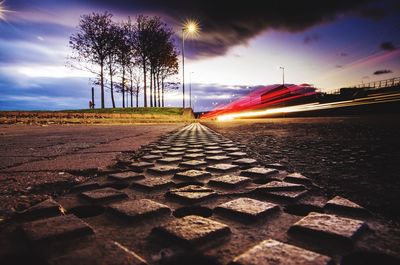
[
  {"x1": 208, "y1": 175, "x2": 251, "y2": 188},
  {"x1": 131, "y1": 178, "x2": 174, "y2": 191},
  {"x1": 266, "y1": 190, "x2": 308, "y2": 201},
  {"x1": 220, "y1": 143, "x2": 236, "y2": 147},
  {"x1": 205, "y1": 150, "x2": 226, "y2": 155},
  {"x1": 225, "y1": 147, "x2": 241, "y2": 152},
  {"x1": 284, "y1": 172, "x2": 312, "y2": 185},
  {"x1": 169, "y1": 147, "x2": 186, "y2": 152},
  {"x1": 166, "y1": 185, "x2": 217, "y2": 203},
  {"x1": 226, "y1": 152, "x2": 247, "y2": 158},
  {"x1": 206, "y1": 163, "x2": 239, "y2": 173},
  {"x1": 140, "y1": 155, "x2": 162, "y2": 162},
  {"x1": 289, "y1": 212, "x2": 367, "y2": 242},
  {"x1": 204, "y1": 143, "x2": 220, "y2": 147},
  {"x1": 18, "y1": 198, "x2": 65, "y2": 220},
  {"x1": 205, "y1": 155, "x2": 231, "y2": 163},
  {"x1": 152, "y1": 215, "x2": 230, "y2": 246},
  {"x1": 147, "y1": 165, "x2": 181, "y2": 175},
  {"x1": 230, "y1": 239, "x2": 331, "y2": 265},
  {"x1": 157, "y1": 157, "x2": 183, "y2": 164},
  {"x1": 183, "y1": 153, "x2": 206, "y2": 160},
  {"x1": 179, "y1": 159, "x2": 207, "y2": 169},
  {"x1": 185, "y1": 148, "x2": 204, "y2": 154},
  {"x1": 20, "y1": 214, "x2": 94, "y2": 243},
  {"x1": 80, "y1": 188, "x2": 128, "y2": 203},
  {"x1": 172, "y1": 143, "x2": 188, "y2": 147},
  {"x1": 232, "y1": 158, "x2": 258, "y2": 168},
  {"x1": 130, "y1": 162, "x2": 154, "y2": 172},
  {"x1": 240, "y1": 167, "x2": 279, "y2": 179},
  {"x1": 188, "y1": 144, "x2": 203, "y2": 149},
  {"x1": 215, "y1": 198, "x2": 279, "y2": 222},
  {"x1": 50, "y1": 240, "x2": 147, "y2": 265},
  {"x1": 150, "y1": 150, "x2": 167, "y2": 155},
  {"x1": 174, "y1": 170, "x2": 211, "y2": 180},
  {"x1": 164, "y1": 151, "x2": 185, "y2": 157},
  {"x1": 109, "y1": 199, "x2": 170, "y2": 220},
  {"x1": 324, "y1": 196, "x2": 366, "y2": 213},
  {"x1": 257, "y1": 181, "x2": 306, "y2": 191},
  {"x1": 108, "y1": 172, "x2": 145, "y2": 181},
  {"x1": 266, "y1": 163, "x2": 286, "y2": 170},
  {"x1": 204, "y1": 146, "x2": 222, "y2": 150}
]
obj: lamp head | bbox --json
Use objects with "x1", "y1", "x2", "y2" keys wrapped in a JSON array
[{"x1": 183, "y1": 19, "x2": 200, "y2": 38}]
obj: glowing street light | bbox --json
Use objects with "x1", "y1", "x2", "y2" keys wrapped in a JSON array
[
  {"x1": 0, "y1": 1, "x2": 12, "y2": 22},
  {"x1": 181, "y1": 19, "x2": 200, "y2": 109}
]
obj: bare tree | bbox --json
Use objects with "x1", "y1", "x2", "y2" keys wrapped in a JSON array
[
  {"x1": 131, "y1": 15, "x2": 152, "y2": 107},
  {"x1": 160, "y1": 47, "x2": 179, "y2": 107},
  {"x1": 115, "y1": 20, "x2": 134, "y2": 108},
  {"x1": 69, "y1": 12, "x2": 113, "y2": 108},
  {"x1": 105, "y1": 22, "x2": 120, "y2": 108}
]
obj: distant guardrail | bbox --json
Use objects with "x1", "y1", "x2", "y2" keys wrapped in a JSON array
[{"x1": 327, "y1": 77, "x2": 400, "y2": 94}]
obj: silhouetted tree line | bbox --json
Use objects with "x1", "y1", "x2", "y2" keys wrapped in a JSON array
[{"x1": 69, "y1": 12, "x2": 179, "y2": 108}]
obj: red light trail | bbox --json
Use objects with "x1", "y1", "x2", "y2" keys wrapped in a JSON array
[{"x1": 201, "y1": 84, "x2": 318, "y2": 120}]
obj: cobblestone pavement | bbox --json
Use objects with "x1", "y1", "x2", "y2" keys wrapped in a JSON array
[{"x1": 1, "y1": 123, "x2": 400, "y2": 265}]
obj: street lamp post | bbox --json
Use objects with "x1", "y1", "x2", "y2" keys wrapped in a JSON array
[
  {"x1": 181, "y1": 29, "x2": 185, "y2": 109},
  {"x1": 189, "y1": 71, "x2": 194, "y2": 109},
  {"x1": 181, "y1": 20, "x2": 199, "y2": 109},
  {"x1": 279, "y1": 66, "x2": 285, "y2": 86}
]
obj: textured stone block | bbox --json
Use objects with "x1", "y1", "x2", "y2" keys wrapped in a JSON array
[
  {"x1": 152, "y1": 215, "x2": 230, "y2": 246},
  {"x1": 290, "y1": 212, "x2": 367, "y2": 241},
  {"x1": 131, "y1": 178, "x2": 174, "y2": 190},
  {"x1": 80, "y1": 188, "x2": 128, "y2": 203},
  {"x1": 257, "y1": 181, "x2": 306, "y2": 192},
  {"x1": 20, "y1": 214, "x2": 94, "y2": 243},
  {"x1": 324, "y1": 196, "x2": 366, "y2": 213},
  {"x1": 130, "y1": 162, "x2": 154, "y2": 172},
  {"x1": 226, "y1": 152, "x2": 247, "y2": 158},
  {"x1": 205, "y1": 150, "x2": 226, "y2": 155},
  {"x1": 179, "y1": 160, "x2": 207, "y2": 169},
  {"x1": 174, "y1": 170, "x2": 211, "y2": 180},
  {"x1": 108, "y1": 172, "x2": 145, "y2": 181},
  {"x1": 240, "y1": 167, "x2": 278, "y2": 178},
  {"x1": 284, "y1": 173, "x2": 312, "y2": 185},
  {"x1": 208, "y1": 175, "x2": 251, "y2": 188},
  {"x1": 140, "y1": 155, "x2": 162, "y2": 162},
  {"x1": 232, "y1": 158, "x2": 258, "y2": 168},
  {"x1": 157, "y1": 157, "x2": 183, "y2": 164},
  {"x1": 164, "y1": 152, "x2": 185, "y2": 157},
  {"x1": 18, "y1": 198, "x2": 65, "y2": 220},
  {"x1": 264, "y1": 190, "x2": 308, "y2": 201},
  {"x1": 147, "y1": 165, "x2": 181, "y2": 175},
  {"x1": 230, "y1": 239, "x2": 331, "y2": 265},
  {"x1": 109, "y1": 199, "x2": 170, "y2": 220},
  {"x1": 50, "y1": 240, "x2": 147, "y2": 265},
  {"x1": 205, "y1": 155, "x2": 231, "y2": 163},
  {"x1": 206, "y1": 163, "x2": 239, "y2": 173},
  {"x1": 215, "y1": 198, "x2": 279, "y2": 221},
  {"x1": 166, "y1": 185, "x2": 216, "y2": 203},
  {"x1": 183, "y1": 153, "x2": 206, "y2": 160}
]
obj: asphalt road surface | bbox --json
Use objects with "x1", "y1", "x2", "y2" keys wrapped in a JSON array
[
  {"x1": 0, "y1": 123, "x2": 186, "y2": 217},
  {"x1": 203, "y1": 114, "x2": 400, "y2": 221}
]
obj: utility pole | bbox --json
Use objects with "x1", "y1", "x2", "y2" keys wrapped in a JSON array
[{"x1": 91, "y1": 87, "x2": 95, "y2": 109}]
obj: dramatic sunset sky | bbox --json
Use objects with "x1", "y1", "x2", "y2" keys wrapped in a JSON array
[{"x1": 0, "y1": 0, "x2": 399, "y2": 111}]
